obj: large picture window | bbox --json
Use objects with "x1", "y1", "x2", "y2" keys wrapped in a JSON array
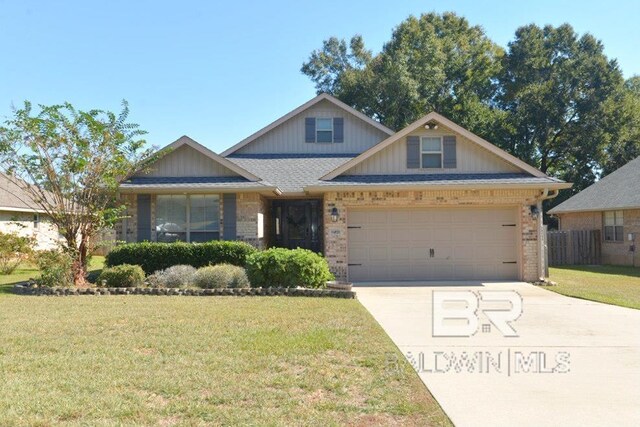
[
  {"x1": 604, "y1": 210, "x2": 623, "y2": 242},
  {"x1": 156, "y1": 195, "x2": 220, "y2": 243}
]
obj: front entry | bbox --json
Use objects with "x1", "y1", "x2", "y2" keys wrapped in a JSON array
[{"x1": 271, "y1": 200, "x2": 323, "y2": 253}]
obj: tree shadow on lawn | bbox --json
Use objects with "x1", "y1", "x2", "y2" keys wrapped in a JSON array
[{"x1": 552, "y1": 264, "x2": 640, "y2": 279}]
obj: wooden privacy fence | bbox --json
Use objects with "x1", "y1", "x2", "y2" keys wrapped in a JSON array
[{"x1": 547, "y1": 229, "x2": 601, "y2": 266}]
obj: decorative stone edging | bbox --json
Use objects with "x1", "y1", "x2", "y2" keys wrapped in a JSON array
[{"x1": 12, "y1": 284, "x2": 356, "y2": 299}]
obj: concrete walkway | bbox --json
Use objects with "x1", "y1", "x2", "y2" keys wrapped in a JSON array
[{"x1": 356, "y1": 282, "x2": 640, "y2": 427}]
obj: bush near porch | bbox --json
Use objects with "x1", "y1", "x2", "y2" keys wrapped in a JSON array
[{"x1": 105, "y1": 241, "x2": 257, "y2": 274}]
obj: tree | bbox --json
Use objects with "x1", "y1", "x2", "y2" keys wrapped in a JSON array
[
  {"x1": 0, "y1": 101, "x2": 153, "y2": 286},
  {"x1": 498, "y1": 24, "x2": 624, "y2": 191},
  {"x1": 600, "y1": 76, "x2": 640, "y2": 175},
  {"x1": 301, "y1": 12, "x2": 505, "y2": 133}
]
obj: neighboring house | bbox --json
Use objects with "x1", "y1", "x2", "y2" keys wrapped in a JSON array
[
  {"x1": 549, "y1": 156, "x2": 640, "y2": 266},
  {"x1": 118, "y1": 94, "x2": 570, "y2": 282},
  {"x1": 0, "y1": 173, "x2": 63, "y2": 250}
]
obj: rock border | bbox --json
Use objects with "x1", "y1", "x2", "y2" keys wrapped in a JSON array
[{"x1": 13, "y1": 284, "x2": 356, "y2": 299}]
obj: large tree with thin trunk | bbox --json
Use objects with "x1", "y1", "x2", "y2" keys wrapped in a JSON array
[
  {"x1": 498, "y1": 23, "x2": 624, "y2": 195},
  {"x1": 301, "y1": 12, "x2": 505, "y2": 136},
  {"x1": 0, "y1": 101, "x2": 152, "y2": 286}
]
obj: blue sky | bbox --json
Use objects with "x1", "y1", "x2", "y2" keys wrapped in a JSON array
[{"x1": 1, "y1": 0, "x2": 639, "y2": 153}]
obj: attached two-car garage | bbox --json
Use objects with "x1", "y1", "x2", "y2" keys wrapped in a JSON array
[{"x1": 347, "y1": 207, "x2": 520, "y2": 282}]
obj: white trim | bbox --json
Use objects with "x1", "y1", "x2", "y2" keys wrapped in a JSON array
[
  {"x1": 0, "y1": 206, "x2": 48, "y2": 214},
  {"x1": 304, "y1": 181, "x2": 572, "y2": 193},
  {"x1": 220, "y1": 93, "x2": 394, "y2": 156},
  {"x1": 321, "y1": 111, "x2": 549, "y2": 180}
]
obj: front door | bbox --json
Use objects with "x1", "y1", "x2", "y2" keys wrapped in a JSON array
[{"x1": 271, "y1": 200, "x2": 322, "y2": 253}]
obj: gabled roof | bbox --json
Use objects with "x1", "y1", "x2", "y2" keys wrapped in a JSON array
[
  {"x1": 321, "y1": 111, "x2": 548, "y2": 180},
  {"x1": 549, "y1": 156, "x2": 640, "y2": 214},
  {"x1": 146, "y1": 135, "x2": 262, "y2": 182},
  {"x1": 220, "y1": 93, "x2": 395, "y2": 156},
  {"x1": 0, "y1": 172, "x2": 57, "y2": 213}
]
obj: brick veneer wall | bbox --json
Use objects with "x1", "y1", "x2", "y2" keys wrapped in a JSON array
[
  {"x1": 558, "y1": 210, "x2": 640, "y2": 266},
  {"x1": 115, "y1": 193, "x2": 267, "y2": 249},
  {"x1": 323, "y1": 189, "x2": 544, "y2": 282}
]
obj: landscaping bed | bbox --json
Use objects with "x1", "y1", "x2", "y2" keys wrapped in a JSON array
[{"x1": 13, "y1": 283, "x2": 356, "y2": 298}]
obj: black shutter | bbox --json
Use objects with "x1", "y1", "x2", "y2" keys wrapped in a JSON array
[
  {"x1": 136, "y1": 194, "x2": 151, "y2": 242},
  {"x1": 333, "y1": 117, "x2": 344, "y2": 143},
  {"x1": 305, "y1": 118, "x2": 316, "y2": 143},
  {"x1": 443, "y1": 135, "x2": 457, "y2": 168},
  {"x1": 223, "y1": 193, "x2": 237, "y2": 240},
  {"x1": 406, "y1": 136, "x2": 420, "y2": 169}
]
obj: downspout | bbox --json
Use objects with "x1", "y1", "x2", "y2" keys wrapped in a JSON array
[{"x1": 537, "y1": 189, "x2": 560, "y2": 279}]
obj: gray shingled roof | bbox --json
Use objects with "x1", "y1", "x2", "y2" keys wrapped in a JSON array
[
  {"x1": 0, "y1": 173, "x2": 46, "y2": 211},
  {"x1": 226, "y1": 154, "x2": 357, "y2": 193},
  {"x1": 549, "y1": 156, "x2": 640, "y2": 213},
  {"x1": 119, "y1": 176, "x2": 275, "y2": 191},
  {"x1": 307, "y1": 173, "x2": 563, "y2": 188}
]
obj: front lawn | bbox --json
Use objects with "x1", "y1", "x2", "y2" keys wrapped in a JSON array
[
  {"x1": 0, "y1": 295, "x2": 451, "y2": 426},
  {"x1": 0, "y1": 256, "x2": 104, "y2": 295},
  {"x1": 549, "y1": 265, "x2": 640, "y2": 309}
]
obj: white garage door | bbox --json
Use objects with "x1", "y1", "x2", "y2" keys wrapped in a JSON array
[{"x1": 348, "y1": 207, "x2": 519, "y2": 282}]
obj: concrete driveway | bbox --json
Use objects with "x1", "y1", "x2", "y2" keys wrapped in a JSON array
[{"x1": 356, "y1": 282, "x2": 640, "y2": 427}]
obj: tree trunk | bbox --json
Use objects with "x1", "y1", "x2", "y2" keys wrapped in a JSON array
[{"x1": 73, "y1": 234, "x2": 90, "y2": 287}]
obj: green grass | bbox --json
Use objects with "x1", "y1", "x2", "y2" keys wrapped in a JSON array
[
  {"x1": 549, "y1": 265, "x2": 640, "y2": 309},
  {"x1": 0, "y1": 295, "x2": 450, "y2": 426},
  {"x1": 0, "y1": 256, "x2": 104, "y2": 295}
]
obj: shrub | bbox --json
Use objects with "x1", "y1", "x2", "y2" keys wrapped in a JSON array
[
  {"x1": 193, "y1": 264, "x2": 250, "y2": 289},
  {"x1": 147, "y1": 265, "x2": 196, "y2": 288},
  {"x1": 245, "y1": 248, "x2": 333, "y2": 289},
  {"x1": 105, "y1": 241, "x2": 257, "y2": 274},
  {"x1": 0, "y1": 231, "x2": 33, "y2": 275},
  {"x1": 34, "y1": 250, "x2": 73, "y2": 287},
  {"x1": 97, "y1": 264, "x2": 145, "y2": 288}
]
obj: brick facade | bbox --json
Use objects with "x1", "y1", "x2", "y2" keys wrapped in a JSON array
[
  {"x1": 558, "y1": 209, "x2": 640, "y2": 266},
  {"x1": 323, "y1": 189, "x2": 544, "y2": 282},
  {"x1": 116, "y1": 192, "x2": 267, "y2": 249}
]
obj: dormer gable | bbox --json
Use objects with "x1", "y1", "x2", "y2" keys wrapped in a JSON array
[{"x1": 221, "y1": 94, "x2": 393, "y2": 156}]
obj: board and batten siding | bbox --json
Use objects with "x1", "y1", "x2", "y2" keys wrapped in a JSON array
[
  {"x1": 136, "y1": 145, "x2": 238, "y2": 178},
  {"x1": 345, "y1": 126, "x2": 522, "y2": 175},
  {"x1": 235, "y1": 99, "x2": 389, "y2": 154}
]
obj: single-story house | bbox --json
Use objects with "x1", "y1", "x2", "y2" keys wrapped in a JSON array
[
  {"x1": 0, "y1": 173, "x2": 63, "y2": 250},
  {"x1": 549, "y1": 156, "x2": 640, "y2": 266},
  {"x1": 118, "y1": 94, "x2": 570, "y2": 282}
]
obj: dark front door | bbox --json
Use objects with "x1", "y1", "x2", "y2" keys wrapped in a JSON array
[{"x1": 271, "y1": 200, "x2": 322, "y2": 253}]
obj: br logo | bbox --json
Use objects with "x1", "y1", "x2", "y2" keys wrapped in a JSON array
[{"x1": 432, "y1": 290, "x2": 523, "y2": 337}]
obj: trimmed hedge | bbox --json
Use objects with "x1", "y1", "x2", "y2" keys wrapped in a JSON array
[
  {"x1": 245, "y1": 248, "x2": 333, "y2": 289},
  {"x1": 98, "y1": 264, "x2": 145, "y2": 288},
  {"x1": 105, "y1": 241, "x2": 258, "y2": 274},
  {"x1": 193, "y1": 264, "x2": 250, "y2": 289}
]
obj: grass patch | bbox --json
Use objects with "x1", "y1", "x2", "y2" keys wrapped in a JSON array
[
  {"x1": 0, "y1": 296, "x2": 450, "y2": 426},
  {"x1": 0, "y1": 256, "x2": 104, "y2": 295},
  {"x1": 549, "y1": 265, "x2": 640, "y2": 309}
]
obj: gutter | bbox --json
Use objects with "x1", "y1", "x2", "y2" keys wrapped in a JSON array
[{"x1": 304, "y1": 182, "x2": 572, "y2": 193}]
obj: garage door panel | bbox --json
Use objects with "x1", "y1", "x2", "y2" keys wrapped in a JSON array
[{"x1": 348, "y1": 207, "x2": 520, "y2": 282}]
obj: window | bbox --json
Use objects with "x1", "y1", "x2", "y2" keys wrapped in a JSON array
[
  {"x1": 155, "y1": 195, "x2": 220, "y2": 243},
  {"x1": 604, "y1": 210, "x2": 624, "y2": 242},
  {"x1": 421, "y1": 136, "x2": 442, "y2": 168},
  {"x1": 156, "y1": 195, "x2": 187, "y2": 242},
  {"x1": 189, "y1": 195, "x2": 220, "y2": 242},
  {"x1": 316, "y1": 118, "x2": 333, "y2": 143},
  {"x1": 33, "y1": 213, "x2": 40, "y2": 229}
]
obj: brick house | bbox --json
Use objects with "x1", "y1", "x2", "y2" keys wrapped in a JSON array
[
  {"x1": 549, "y1": 156, "x2": 640, "y2": 266},
  {"x1": 117, "y1": 94, "x2": 570, "y2": 282}
]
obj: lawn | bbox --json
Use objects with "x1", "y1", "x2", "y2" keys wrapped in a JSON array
[
  {"x1": 0, "y1": 256, "x2": 105, "y2": 294},
  {"x1": 549, "y1": 265, "x2": 640, "y2": 310},
  {"x1": 0, "y1": 293, "x2": 450, "y2": 425}
]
